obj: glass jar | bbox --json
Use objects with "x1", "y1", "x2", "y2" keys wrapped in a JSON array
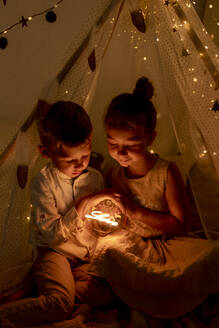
[{"x1": 82, "y1": 194, "x2": 125, "y2": 237}]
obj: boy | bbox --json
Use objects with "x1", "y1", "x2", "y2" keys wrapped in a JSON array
[{"x1": 0, "y1": 101, "x2": 115, "y2": 327}]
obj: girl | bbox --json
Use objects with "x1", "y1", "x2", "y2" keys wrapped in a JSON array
[
  {"x1": 104, "y1": 76, "x2": 190, "y2": 239},
  {"x1": 84, "y1": 77, "x2": 219, "y2": 320}
]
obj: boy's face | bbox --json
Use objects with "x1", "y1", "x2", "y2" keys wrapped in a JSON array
[{"x1": 41, "y1": 139, "x2": 92, "y2": 178}]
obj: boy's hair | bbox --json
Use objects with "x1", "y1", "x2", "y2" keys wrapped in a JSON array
[
  {"x1": 105, "y1": 77, "x2": 156, "y2": 133},
  {"x1": 37, "y1": 101, "x2": 92, "y2": 153}
]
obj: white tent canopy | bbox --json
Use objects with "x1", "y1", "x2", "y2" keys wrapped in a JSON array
[{"x1": 0, "y1": 0, "x2": 218, "y2": 296}]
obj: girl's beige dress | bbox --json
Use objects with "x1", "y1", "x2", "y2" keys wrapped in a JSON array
[{"x1": 89, "y1": 157, "x2": 219, "y2": 319}]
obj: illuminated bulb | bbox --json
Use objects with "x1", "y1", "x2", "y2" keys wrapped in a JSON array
[
  {"x1": 85, "y1": 211, "x2": 118, "y2": 226},
  {"x1": 193, "y1": 78, "x2": 198, "y2": 82},
  {"x1": 184, "y1": 22, "x2": 190, "y2": 30}
]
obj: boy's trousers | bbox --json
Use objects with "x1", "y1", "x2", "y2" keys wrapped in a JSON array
[{"x1": 0, "y1": 247, "x2": 115, "y2": 327}]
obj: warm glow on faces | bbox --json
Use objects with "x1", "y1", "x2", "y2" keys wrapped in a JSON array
[
  {"x1": 49, "y1": 139, "x2": 91, "y2": 178},
  {"x1": 106, "y1": 126, "x2": 150, "y2": 168}
]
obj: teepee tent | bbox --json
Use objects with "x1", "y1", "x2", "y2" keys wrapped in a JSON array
[{"x1": 0, "y1": 0, "x2": 218, "y2": 300}]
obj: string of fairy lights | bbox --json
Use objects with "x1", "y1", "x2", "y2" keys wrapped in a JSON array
[
  {"x1": 0, "y1": 1, "x2": 218, "y2": 117},
  {"x1": 0, "y1": 0, "x2": 218, "y2": 48},
  {"x1": 165, "y1": 1, "x2": 219, "y2": 160},
  {"x1": 119, "y1": 0, "x2": 218, "y2": 161},
  {"x1": 0, "y1": 0, "x2": 65, "y2": 49}
]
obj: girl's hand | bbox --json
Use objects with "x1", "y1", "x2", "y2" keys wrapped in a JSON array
[
  {"x1": 75, "y1": 189, "x2": 123, "y2": 218},
  {"x1": 118, "y1": 194, "x2": 139, "y2": 219}
]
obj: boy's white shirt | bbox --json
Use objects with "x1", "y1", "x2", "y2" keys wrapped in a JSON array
[{"x1": 30, "y1": 162, "x2": 104, "y2": 261}]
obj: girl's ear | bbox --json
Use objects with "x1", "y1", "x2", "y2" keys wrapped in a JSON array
[
  {"x1": 38, "y1": 145, "x2": 49, "y2": 158},
  {"x1": 148, "y1": 130, "x2": 157, "y2": 146}
]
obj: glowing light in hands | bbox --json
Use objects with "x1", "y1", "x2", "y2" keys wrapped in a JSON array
[{"x1": 85, "y1": 210, "x2": 119, "y2": 226}]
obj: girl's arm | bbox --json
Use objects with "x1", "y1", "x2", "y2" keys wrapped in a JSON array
[{"x1": 124, "y1": 163, "x2": 191, "y2": 237}]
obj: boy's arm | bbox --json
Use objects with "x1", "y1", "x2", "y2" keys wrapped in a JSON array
[{"x1": 31, "y1": 177, "x2": 78, "y2": 246}]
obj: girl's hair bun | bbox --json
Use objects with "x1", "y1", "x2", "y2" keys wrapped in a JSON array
[{"x1": 133, "y1": 76, "x2": 154, "y2": 100}]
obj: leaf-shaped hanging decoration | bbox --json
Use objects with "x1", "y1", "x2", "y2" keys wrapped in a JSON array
[
  {"x1": 87, "y1": 26, "x2": 98, "y2": 71},
  {"x1": 15, "y1": 130, "x2": 30, "y2": 189},
  {"x1": 88, "y1": 49, "x2": 96, "y2": 71},
  {"x1": 130, "y1": 9, "x2": 146, "y2": 33},
  {"x1": 211, "y1": 99, "x2": 219, "y2": 113},
  {"x1": 17, "y1": 165, "x2": 28, "y2": 189}
]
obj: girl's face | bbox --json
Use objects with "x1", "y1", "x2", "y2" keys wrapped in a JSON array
[{"x1": 106, "y1": 126, "x2": 152, "y2": 169}]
